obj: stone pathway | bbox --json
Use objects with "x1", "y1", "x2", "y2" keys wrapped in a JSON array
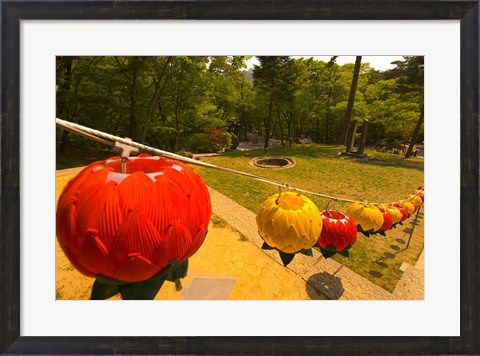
[{"x1": 237, "y1": 133, "x2": 283, "y2": 151}]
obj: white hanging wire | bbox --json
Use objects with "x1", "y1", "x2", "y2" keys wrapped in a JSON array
[{"x1": 56, "y1": 118, "x2": 423, "y2": 206}]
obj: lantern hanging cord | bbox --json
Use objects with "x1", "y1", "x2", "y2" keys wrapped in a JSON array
[{"x1": 56, "y1": 118, "x2": 422, "y2": 206}]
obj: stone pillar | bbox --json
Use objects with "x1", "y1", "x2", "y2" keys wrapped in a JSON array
[
  {"x1": 346, "y1": 119, "x2": 358, "y2": 153},
  {"x1": 357, "y1": 120, "x2": 369, "y2": 155}
]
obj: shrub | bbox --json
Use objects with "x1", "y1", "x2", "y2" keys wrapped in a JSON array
[{"x1": 186, "y1": 128, "x2": 232, "y2": 153}]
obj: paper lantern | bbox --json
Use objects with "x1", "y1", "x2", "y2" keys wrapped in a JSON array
[
  {"x1": 256, "y1": 192, "x2": 322, "y2": 254},
  {"x1": 393, "y1": 203, "x2": 409, "y2": 221},
  {"x1": 318, "y1": 210, "x2": 357, "y2": 254},
  {"x1": 386, "y1": 205, "x2": 403, "y2": 224},
  {"x1": 56, "y1": 154, "x2": 211, "y2": 283},
  {"x1": 406, "y1": 193, "x2": 423, "y2": 206},
  {"x1": 377, "y1": 208, "x2": 394, "y2": 233},
  {"x1": 345, "y1": 203, "x2": 384, "y2": 233},
  {"x1": 400, "y1": 200, "x2": 417, "y2": 215},
  {"x1": 414, "y1": 190, "x2": 425, "y2": 202}
]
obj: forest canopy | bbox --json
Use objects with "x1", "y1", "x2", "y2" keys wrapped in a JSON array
[{"x1": 56, "y1": 55, "x2": 424, "y2": 155}]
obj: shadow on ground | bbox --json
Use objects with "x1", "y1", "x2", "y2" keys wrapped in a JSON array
[
  {"x1": 306, "y1": 271, "x2": 345, "y2": 300},
  {"x1": 351, "y1": 157, "x2": 424, "y2": 172}
]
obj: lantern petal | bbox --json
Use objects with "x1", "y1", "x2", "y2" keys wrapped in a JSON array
[
  {"x1": 153, "y1": 222, "x2": 193, "y2": 269},
  {"x1": 99, "y1": 182, "x2": 123, "y2": 248},
  {"x1": 75, "y1": 183, "x2": 113, "y2": 248},
  {"x1": 274, "y1": 210, "x2": 291, "y2": 234},
  {"x1": 166, "y1": 222, "x2": 193, "y2": 261},
  {"x1": 56, "y1": 199, "x2": 77, "y2": 251},
  {"x1": 77, "y1": 229, "x2": 110, "y2": 277},
  {"x1": 117, "y1": 172, "x2": 154, "y2": 218},
  {"x1": 184, "y1": 226, "x2": 208, "y2": 260},
  {"x1": 113, "y1": 253, "x2": 159, "y2": 283},
  {"x1": 57, "y1": 166, "x2": 106, "y2": 213},
  {"x1": 146, "y1": 175, "x2": 174, "y2": 236},
  {"x1": 111, "y1": 208, "x2": 164, "y2": 262}
]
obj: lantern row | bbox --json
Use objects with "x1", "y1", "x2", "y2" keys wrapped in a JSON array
[
  {"x1": 256, "y1": 184, "x2": 424, "y2": 266},
  {"x1": 56, "y1": 118, "x2": 423, "y2": 206}
]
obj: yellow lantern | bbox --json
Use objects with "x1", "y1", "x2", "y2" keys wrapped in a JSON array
[
  {"x1": 386, "y1": 205, "x2": 404, "y2": 224},
  {"x1": 400, "y1": 200, "x2": 417, "y2": 215},
  {"x1": 406, "y1": 194, "x2": 423, "y2": 207},
  {"x1": 345, "y1": 203, "x2": 384, "y2": 233},
  {"x1": 256, "y1": 192, "x2": 322, "y2": 254}
]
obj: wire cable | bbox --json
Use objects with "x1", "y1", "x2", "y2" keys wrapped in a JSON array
[{"x1": 56, "y1": 118, "x2": 423, "y2": 206}]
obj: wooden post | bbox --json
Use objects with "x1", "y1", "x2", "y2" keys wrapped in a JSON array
[
  {"x1": 357, "y1": 120, "x2": 369, "y2": 155},
  {"x1": 346, "y1": 119, "x2": 358, "y2": 153},
  {"x1": 406, "y1": 205, "x2": 422, "y2": 249}
]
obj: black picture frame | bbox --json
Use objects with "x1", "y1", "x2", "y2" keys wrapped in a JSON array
[{"x1": 1, "y1": 1, "x2": 478, "y2": 354}]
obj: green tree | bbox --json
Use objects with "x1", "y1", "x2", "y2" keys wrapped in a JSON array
[
  {"x1": 393, "y1": 56, "x2": 424, "y2": 158},
  {"x1": 253, "y1": 56, "x2": 295, "y2": 148}
]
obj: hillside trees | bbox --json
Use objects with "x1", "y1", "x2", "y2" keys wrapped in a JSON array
[
  {"x1": 252, "y1": 56, "x2": 296, "y2": 149},
  {"x1": 394, "y1": 56, "x2": 424, "y2": 158},
  {"x1": 56, "y1": 55, "x2": 424, "y2": 155}
]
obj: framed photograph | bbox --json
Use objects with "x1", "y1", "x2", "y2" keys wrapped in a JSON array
[{"x1": 1, "y1": 1, "x2": 478, "y2": 354}]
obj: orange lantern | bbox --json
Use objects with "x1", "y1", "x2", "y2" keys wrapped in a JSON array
[{"x1": 56, "y1": 154, "x2": 211, "y2": 287}]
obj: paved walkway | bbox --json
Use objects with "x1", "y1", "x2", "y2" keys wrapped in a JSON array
[
  {"x1": 237, "y1": 133, "x2": 283, "y2": 151},
  {"x1": 56, "y1": 167, "x2": 423, "y2": 300}
]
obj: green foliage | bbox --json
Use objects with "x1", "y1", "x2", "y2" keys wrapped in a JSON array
[
  {"x1": 56, "y1": 55, "x2": 424, "y2": 155},
  {"x1": 185, "y1": 128, "x2": 232, "y2": 153}
]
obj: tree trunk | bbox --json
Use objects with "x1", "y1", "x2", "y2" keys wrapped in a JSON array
[
  {"x1": 58, "y1": 58, "x2": 73, "y2": 155},
  {"x1": 141, "y1": 56, "x2": 172, "y2": 143},
  {"x1": 315, "y1": 117, "x2": 320, "y2": 142},
  {"x1": 324, "y1": 87, "x2": 333, "y2": 144},
  {"x1": 242, "y1": 108, "x2": 248, "y2": 141},
  {"x1": 277, "y1": 108, "x2": 285, "y2": 146},
  {"x1": 284, "y1": 111, "x2": 293, "y2": 146},
  {"x1": 338, "y1": 56, "x2": 362, "y2": 145},
  {"x1": 240, "y1": 79, "x2": 249, "y2": 141},
  {"x1": 174, "y1": 95, "x2": 181, "y2": 151},
  {"x1": 404, "y1": 105, "x2": 424, "y2": 158},
  {"x1": 129, "y1": 58, "x2": 144, "y2": 141},
  {"x1": 264, "y1": 93, "x2": 273, "y2": 149}
]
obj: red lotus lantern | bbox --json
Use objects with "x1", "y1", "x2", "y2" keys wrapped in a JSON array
[
  {"x1": 417, "y1": 191, "x2": 424, "y2": 202},
  {"x1": 56, "y1": 154, "x2": 211, "y2": 299},
  {"x1": 377, "y1": 208, "x2": 393, "y2": 235},
  {"x1": 392, "y1": 203, "x2": 409, "y2": 222},
  {"x1": 317, "y1": 210, "x2": 357, "y2": 258}
]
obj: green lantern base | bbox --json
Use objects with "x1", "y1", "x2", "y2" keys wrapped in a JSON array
[
  {"x1": 313, "y1": 242, "x2": 351, "y2": 258},
  {"x1": 91, "y1": 259, "x2": 189, "y2": 300},
  {"x1": 261, "y1": 241, "x2": 313, "y2": 267}
]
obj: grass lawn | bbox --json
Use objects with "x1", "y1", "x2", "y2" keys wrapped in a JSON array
[
  {"x1": 56, "y1": 145, "x2": 115, "y2": 170},
  {"x1": 192, "y1": 144, "x2": 424, "y2": 292}
]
